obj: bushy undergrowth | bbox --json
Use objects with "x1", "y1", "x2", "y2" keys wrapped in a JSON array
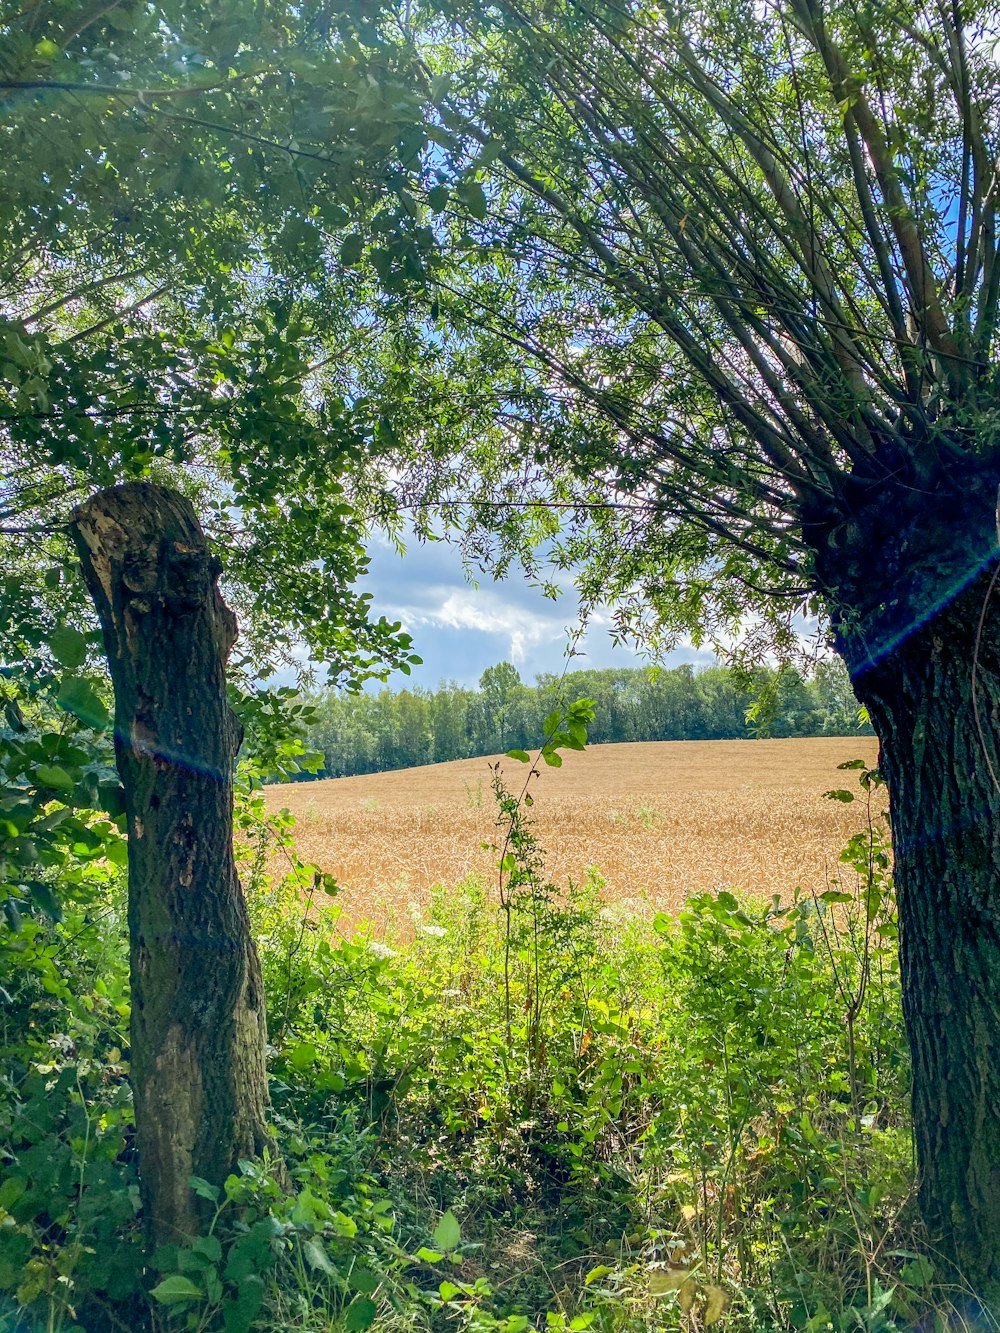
[{"x1": 1, "y1": 757, "x2": 971, "y2": 1333}]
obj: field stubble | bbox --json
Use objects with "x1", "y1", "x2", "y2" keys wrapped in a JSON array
[{"x1": 265, "y1": 738, "x2": 883, "y2": 936}]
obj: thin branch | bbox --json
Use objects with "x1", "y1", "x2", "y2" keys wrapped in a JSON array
[
  {"x1": 22, "y1": 268, "x2": 147, "y2": 327},
  {"x1": 64, "y1": 281, "x2": 171, "y2": 343},
  {"x1": 0, "y1": 72, "x2": 263, "y2": 102},
  {"x1": 790, "y1": 0, "x2": 963, "y2": 385}
]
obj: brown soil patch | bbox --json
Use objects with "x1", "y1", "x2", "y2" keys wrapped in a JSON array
[{"x1": 263, "y1": 738, "x2": 883, "y2": 936}]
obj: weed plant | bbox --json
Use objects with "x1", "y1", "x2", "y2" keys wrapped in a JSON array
[{"x1": 1, "y1": 744, "x2": 978, "y2": 1332}]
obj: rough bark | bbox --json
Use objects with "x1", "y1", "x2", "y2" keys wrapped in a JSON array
[
  {"x1": 70, "y1": 482, "x2": 270, "y2": 1248},
  {"x1": 812, "y1": 462, "x2": 1000, "y2": 1294}
]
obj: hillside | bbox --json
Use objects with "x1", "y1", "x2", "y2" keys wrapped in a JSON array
[{"x1": 266, "y1": 736, "x2": 883, "y2": 933}]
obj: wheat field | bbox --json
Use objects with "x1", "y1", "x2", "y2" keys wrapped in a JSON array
[{"x1": 263, "y1": 737, "x2": 884, "y2": 935}]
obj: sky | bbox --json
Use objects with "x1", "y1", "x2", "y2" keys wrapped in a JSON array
[{"x1": 347, "y1": 532, "x2": 716, "y2": 691}]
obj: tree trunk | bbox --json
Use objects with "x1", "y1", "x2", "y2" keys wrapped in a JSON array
[
  {"x1": 814, "y1": 466, "x2": 1000, "y2": 1295},
  {"x1": 70, "y1": 482, "x2": 271, "y2": 1248}
]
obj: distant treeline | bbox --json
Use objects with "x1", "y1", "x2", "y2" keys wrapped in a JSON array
[{"x1": 299, "y1": 659, "x2": 871, "y2": 779}]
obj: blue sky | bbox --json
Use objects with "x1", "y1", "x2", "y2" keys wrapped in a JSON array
[{"x1": 351, "y1": 532, "x2": 715, "y2": 691}]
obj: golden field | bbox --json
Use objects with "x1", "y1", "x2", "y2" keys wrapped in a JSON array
[{"x1": 264, "y1": 737, "x2": 884, "y2": 936}]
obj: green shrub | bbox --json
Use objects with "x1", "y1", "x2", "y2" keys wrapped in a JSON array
[{"x1": 1, "y1": 744, "x2": 947, "y2": 1333}]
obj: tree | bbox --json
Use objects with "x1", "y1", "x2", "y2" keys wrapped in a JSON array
[
  {"x1": 768, "y1": 669, "x2": 824, "y2": 739},
  {"x1": 1, "y1": 0, "x2": 427, "y2": 1245},
  {"x1": 478, "y1": 661, "x2": 522, "y2": 750},
  {"x1": 693, "y1": 668, "x2": 747, "y2": 741},
  {"x1": 430, "y1": 682, "x2": 474, "y2": 761},
  {"x1": 369, "y1": 0, "x2": 1000, "y2": 1289},
  {"x1": 393, "y1": 688, "x2": 434, "y2": 766},
  {"x1": 814, "y1": 657, "x2": 869, "y2": 736},
  {"x1": 71, "y1": 483, "x2": 270, "y2": 1247}
]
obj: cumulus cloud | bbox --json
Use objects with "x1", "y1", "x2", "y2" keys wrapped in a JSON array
[
  {"x1": 259, "y1": 529, "x2": 715, "y2": 690},
  {"x1": 352, "y1": 533, "x2": 714, "y2": 688},
  {"x1": 416, "y1": 588, "x2": 568, "y2": 663}
]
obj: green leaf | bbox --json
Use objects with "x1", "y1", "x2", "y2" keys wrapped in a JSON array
[
  {"x1": 349, "y1": 1266, "x2": 381, "y2": 1295},
  {"x1": 506, "y1": 749, "x2": 531, "y2": 762},
  {"x1": 35, "y1": 764, "x2": 74, "y2": 789},
  {"x1": 151, "y1": 1274, "x2": 203, "y2": 1304},
  {"x1": 291, "y1": 1185, "x2": 332, "y2": 1228},
  {"x1": 439, "y1": 1279, "x2": 462, "y2": 1300},
  {"x1": 819, "y1": 889, "x2": 852, "y2": 904},
  {"x1": 107, "y1": 839, "x2": 129, "y2": 867},
  {"x1": 48, "y1": 626, "x2": 87, "y2": 668},
  {"x1": 340, "y1": 234, "x2": 364, "y2": 266},
  {"x1": 188, "y1": 1177, "x2": 221, "y2": 1202},
  {"x1": 25, "y1": 880, "x2": 61, "y2": 922},
  {"x1": 900, "y1": 1255, "x2": 934, "y2": 1287},
  {"x1": 0, "y1": 1176, "x2": 26, "y2": 1210},
  {"x1": 3, "y1": 699, "x2": 26, "y2": 732},
  {"x1": 288, "y1": 1041, "x2": 318, "y2": 1071},
  {"x1": 432, "y1": 1209, "x2": 461, "y2": 1252},
  {"x1": 543, "y1": 708, "x2": 561, "y2": 737},
  {"x1": 542, "y1": 750, "x2": 562, "y2": 767},
  {"x1": 222, "y1": 1277, "x2": 263, "y2": 1333},
  {"x1": 458, "y1": 180, "x2": 488, "y2": 219},
  {"x1": 224, "y1": 1227, "x2": 276, "y2": 1283},
  {"x1": 191, "y1": 1234, "x2": 222, "y2": 1262},
  {"x1": 585, "y1": 1265, "x2": 613, "y2": 1285},
  {"x1": 344, "y1": 1296, "x2": 378, "y2": 1330},
  {"x1": 56, "y1": 676, "x2": 109, "y2": 729},
  {"x1": 303, "y1": 1239, "x2": 337, "y2": 1277},
  {"x1": 823, "y1": 789, "x2": 855, "y2": 803}
]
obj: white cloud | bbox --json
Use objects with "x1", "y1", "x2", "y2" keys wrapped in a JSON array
[{"x1": 425, "y1": 589, "x2": 569, "y2": 664}]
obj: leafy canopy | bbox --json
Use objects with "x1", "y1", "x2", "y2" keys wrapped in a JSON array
[
  {"x1": 1, "y1": 0, "x2": 438, "y2": 681},
  {"x1": 334, "y1": 0, "x2": 1000, "y2": 661}
]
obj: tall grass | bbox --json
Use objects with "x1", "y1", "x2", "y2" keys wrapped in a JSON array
[
  {"x1": 241, "y1": 773, "x2": 943, "y2": 1333},
  {"x1": 4, "y1": 762, "x2": 982, "y2": 1331}
]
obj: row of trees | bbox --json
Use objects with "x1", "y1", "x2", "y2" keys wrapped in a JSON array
[{"x1": 301, "y1": 659, "x2": 868, "y2": 778}]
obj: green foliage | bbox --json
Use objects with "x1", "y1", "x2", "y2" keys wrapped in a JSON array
[
  {"x1": 0, "y1": 871, "x2": 139, "y2": 1332},
  {"x1": 2, "y1": 0, "x2": 430, "y2": 690},
  {"x1": 476, "y1": 697, "x2": 600, "y2": 1103},
  {"x1": 298, "y1": 660, "x2": 870, "y2": 780},
  {"x1": 0, "y1": 710, "x2": 949, "y2": 1333},
  {"x1": 324, "y1": 0, "x2": 1000, "y2": 682},
  {"x1": 480, "y1": 662, "x2": 524, "y2": 752},
  {"x1": 234, "y1": 746, "x2": 932, "y2": 1332},
  {"x1": 2, "y1": 0, "x2": 966, "y2": 1325},
  {"x1": 0, "y1": 655, "x2": 122, "y2": 939}
]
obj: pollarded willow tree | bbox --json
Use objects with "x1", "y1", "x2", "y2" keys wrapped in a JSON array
[
  {"x1": 360, "y1": 0, "x2": 1000, "y2": 1290},
  {"x1": 1, "y1": 0, "x2": 429, "y2": 1245}
]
